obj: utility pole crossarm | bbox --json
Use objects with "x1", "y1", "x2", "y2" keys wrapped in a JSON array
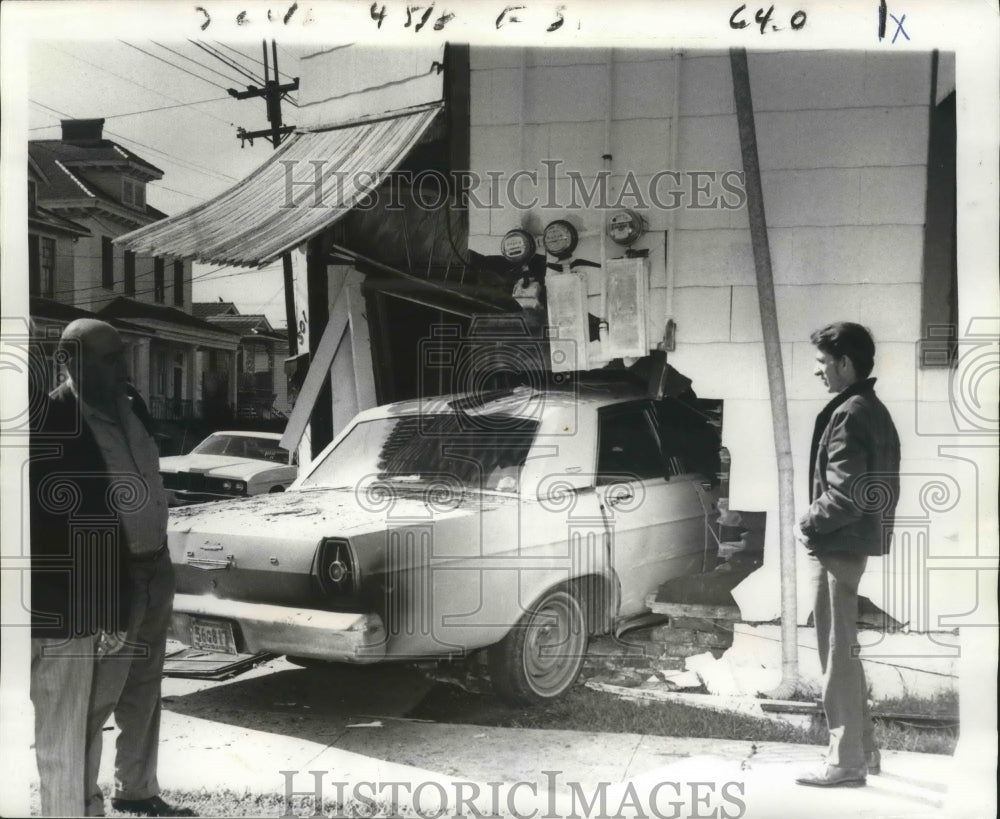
[
  {"x1": 226, "y1": 39, "x2": 300, "y2": 355},
  {"x1": 227, "y1": 79, "x2": 299, "y2": 101}
]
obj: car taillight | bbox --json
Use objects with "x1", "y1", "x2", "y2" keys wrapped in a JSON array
[{"x1": 314, "y1": 538, "x2": 359, "y2": 601}]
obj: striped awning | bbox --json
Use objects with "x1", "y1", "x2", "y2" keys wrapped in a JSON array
[{"x1": 116, "y1": 103, "x2": 442, "y2": 268}]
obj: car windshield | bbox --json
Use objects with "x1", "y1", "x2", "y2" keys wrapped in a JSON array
[
  {"x1": 192, "y1": 434, "x2": 289, "y2": 463},
  {"x1": 300, "y1": 413, "x2": 538, "y2": 494}
]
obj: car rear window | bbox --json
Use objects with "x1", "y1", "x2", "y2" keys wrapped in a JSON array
[{"x1": 300, "y1": 413, "x2": 539, "y2": 494}]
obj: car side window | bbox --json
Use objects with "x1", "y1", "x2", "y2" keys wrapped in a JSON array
[
  {"x1": 653, "y1": 398, "x2": 722, "y2": 482},
  {"x1": 597, "y1": 405, "x2": 664, "y2": 485}
]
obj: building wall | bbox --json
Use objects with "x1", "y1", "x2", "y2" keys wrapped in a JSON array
[
  {"x1": 65, "y1": 220, "x2": 191, "y2": 313},
  {"x1": 469, "y1": 47, "x2": 981, "y2": 625},
  {"x1": 70, "y1": 231, "x2": 111, "y2": 311}
]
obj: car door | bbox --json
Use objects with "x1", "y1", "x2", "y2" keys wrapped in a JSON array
[{"x1": 596, "y1": 401, "x2": 708, "y2": 617}]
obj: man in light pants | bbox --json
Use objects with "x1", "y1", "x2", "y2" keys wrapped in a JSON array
[
  {"x1": 795, "y1": 322, "x2": 900, "y2": 788},
  {"x1": 30, "y1": 319, "x2": 192, "y2": 817}
]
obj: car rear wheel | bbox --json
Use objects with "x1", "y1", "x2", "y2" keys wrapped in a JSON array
[
  {"x1": 285, "y1": 655, "x2": 336, "y2": 669},
  {"x1": 488, "y1": 587, "x2": 588, "y2": 705}
]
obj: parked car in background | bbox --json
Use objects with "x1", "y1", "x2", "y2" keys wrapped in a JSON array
[
  {"x1": 160, "y1": 430, "x2": 297, "y2": 505},
  {"x1": 166, "y1": 384, "x2": 725, "y2": 703}
]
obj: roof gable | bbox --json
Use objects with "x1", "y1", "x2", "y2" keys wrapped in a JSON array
[
  {"x1": 98, "y1": 296, "x2": 241, "y2": 336},
  {"x1": 28, "y1": 140, "x2": 166, "y2": 222},
  {"x1": 207, "y1": 314, "x2": 282, "y2": 338},
  {"x1": 192, "y1": 301, "x2": 240, "y2": 319}
]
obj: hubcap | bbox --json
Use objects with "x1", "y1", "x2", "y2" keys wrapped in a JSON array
[{"x1": 522, "y1": 594, "x2": 586, "y2": 696}]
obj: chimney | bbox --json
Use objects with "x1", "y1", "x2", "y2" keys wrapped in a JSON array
[{"x1": 61, "y1": 118, "x2": 105, "y2": 144}]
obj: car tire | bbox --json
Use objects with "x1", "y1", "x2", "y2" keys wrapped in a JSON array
[
  {"x1": 488, "y1": 587, "x2": 588, "y2": 705},
  {"x1": 285, "y1": 655, "x2": 335, "y2": 669},
  {"x1": 269, "y1": 486, "x2": 285, "y2": 493}
]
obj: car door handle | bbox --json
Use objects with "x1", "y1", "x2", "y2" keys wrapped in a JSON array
[{"x1": 606, "y1": 491, "x2": 633, "y2": 507}]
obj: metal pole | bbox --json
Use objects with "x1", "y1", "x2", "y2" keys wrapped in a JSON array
[{"x1": 729, "y1": 48, "x2": 799, "y2": 697}]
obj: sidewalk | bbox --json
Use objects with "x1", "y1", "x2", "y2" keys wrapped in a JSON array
[{"x1": 119, "y1": 707, "x2": 956, "y2": 818}]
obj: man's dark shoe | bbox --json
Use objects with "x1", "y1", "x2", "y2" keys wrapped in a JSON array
[
  {"x1": 795, "y1": 765, "x2": 867, "y2": 788},
  {"x1": 110, "y1": 796, "x2": 196, "y2": 816},
  {"x1": 866, "y1": 749, "x2": 881, "y2": 775}
]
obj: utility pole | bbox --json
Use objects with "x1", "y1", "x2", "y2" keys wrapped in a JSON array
[{"x1": 228, "y1": 40, "x2": 300, "y2": 355}]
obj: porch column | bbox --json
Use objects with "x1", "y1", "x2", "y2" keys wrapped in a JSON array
[
  {"x1": 193, "y1": 348, "x2": 204, "y2": 416},
  {"x1": 229, "y1": 349, "x2": 238, "y2": 413},
  {"x1": 132, "y1": 337, "x2": 151, "y2": 399}
]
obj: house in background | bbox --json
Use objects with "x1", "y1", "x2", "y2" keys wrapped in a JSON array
[
  {"x1": 28, "y1": 118, "x2": 239, "y2": 420},
  {"x1": 193, "y1": 301, "x2": 291, "y2": 419}
]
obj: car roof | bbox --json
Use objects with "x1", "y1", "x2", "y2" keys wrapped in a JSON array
[
  {"x1": 363, "y1": 382, "x2": 651, "y2": 420},
  {"x1": 209, "y1": 430, "x2": 284, "y2": 441}
]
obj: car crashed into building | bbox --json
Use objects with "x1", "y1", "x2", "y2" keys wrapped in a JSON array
[{"x1": 166, "y1": 379, "x2": 726, "y2": 704}]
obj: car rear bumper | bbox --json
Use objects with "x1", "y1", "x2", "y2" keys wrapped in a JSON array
[
  {"x1": 167, "y1": 489, "x2": 245, "y2": 505},
  {"x1": 170, "y1": 593, "x2": 387, "y2": 663}
]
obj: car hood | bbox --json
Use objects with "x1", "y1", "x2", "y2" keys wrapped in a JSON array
[{"x1": 160, "y1": 454, "x2": 284, "y2": 478}]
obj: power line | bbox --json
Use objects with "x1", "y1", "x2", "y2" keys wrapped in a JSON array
[
  {"x1": 41, "y1": 42, "x2": 235, "y2": 129},
  {"x1": 151, "y1": 41, "x2": 250, "y2": 88},
  {"x1": 29, "y1": 96, "x2": 231, "y2": 130},
  {"x1": 208, "y1": 40, "x2": 298, "y2": 107},
  {"x1": 191, "y1": 41, "x2": 263, "y2": 86},
  {"x1": 29, "y1": 98, "x2": 72, "y2": 119},
  {"x1": 149, "y1": 182, "x2": 204, "y2": 200},
  {"x1": 65, "y1": 261, "x2": 258, "y2": 309},
  {"x1": 196, "y1": 42, "x2": 298, "y2": 109},
  {"x1": 103, "y1": 129, "x2": 240, "y2": 183},
  {"x1": 119, "y1": 40, "x2": 232, "y2": 93},
  {"x1": 214, "y1": 40, "x2": 297, "y2": 83},
  {"x1": 29, "y1": 98, "x2": 239, "y2": 185},
  {"x1": 42, "y1": 258, "x2": 216, "y2": 302}
]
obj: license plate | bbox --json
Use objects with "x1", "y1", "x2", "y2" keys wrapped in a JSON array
[{"x1": 190, "y1": 619, "x2": 237, "y2": 655}]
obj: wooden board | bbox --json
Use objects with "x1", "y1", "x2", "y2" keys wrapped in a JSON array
[{"x1": 645, "y1": 596, "x2": 743, "y2": 620}]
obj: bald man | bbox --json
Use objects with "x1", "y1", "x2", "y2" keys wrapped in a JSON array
[{"x1": 30, "y1": 319, "x2": 190, "y2": 817}]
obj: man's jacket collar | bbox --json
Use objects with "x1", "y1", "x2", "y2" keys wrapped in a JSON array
[{"x1": 820, "y1": 377, "x2": 878, "y2": 417}]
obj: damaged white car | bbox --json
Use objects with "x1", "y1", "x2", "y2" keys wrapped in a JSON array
[{"x1": 167, "y1": 383, "x2": 725, "y2": 703}]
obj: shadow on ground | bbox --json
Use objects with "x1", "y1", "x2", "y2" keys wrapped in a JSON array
[{"x1": 162, "y1": 661, "x2": 437, "y2": 745}]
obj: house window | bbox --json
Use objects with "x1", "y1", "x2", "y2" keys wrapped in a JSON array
[
  {"x1": 153, "y1": 258, "x2": 165, "y2": 303},
  {"x1": 156, "y1": 351, "x2": 168, "y2": 395},
  {"x1": 29, "y1": 235, "x2": 42, "y2": 296},
  {"x1": 102, "y1": 236, "x2": 114, "y2": 289},
  {"x1": 173, "y1": 261, "x2": 184, "y2": 306},
  {"x1": 920, "y1": 84, "x2": 957, "y2": 367},
  {"x1": 122, "y1": 178, "x2": 146, "y2": 209},
  {"x1": 39, "y1": 238, "x2": 55, "y2": 299},
  {"x1": 124, "y1": 251, "x2": 136, "y2": 296}
]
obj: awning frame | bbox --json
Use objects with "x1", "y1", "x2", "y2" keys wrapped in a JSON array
[{"x1": 115, "y1": 103, "x2": 444, "y2": 269}]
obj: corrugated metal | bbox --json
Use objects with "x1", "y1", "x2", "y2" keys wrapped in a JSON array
[{"x1": 116, "y1": 104, "x2": 442, "y2": 268}]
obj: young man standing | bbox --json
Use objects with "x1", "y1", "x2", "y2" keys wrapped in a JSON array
[{"x1": 795, "y1": 322, "x2": 900, "y2": 788}]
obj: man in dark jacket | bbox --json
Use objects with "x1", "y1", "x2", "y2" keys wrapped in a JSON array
[
  {"x1": 30, "y1": 319, "x2": 191, "y2": 817},
  {"x1": 794, "y1": 322, "x2": 900, "y2": 788}
]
